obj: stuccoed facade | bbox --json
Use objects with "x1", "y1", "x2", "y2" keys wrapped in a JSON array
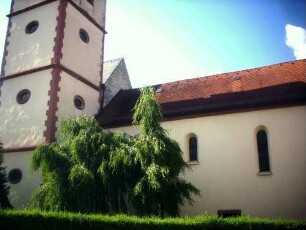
[{"x1": 106, "y1": 106, "x2": 306, "y2": 219}]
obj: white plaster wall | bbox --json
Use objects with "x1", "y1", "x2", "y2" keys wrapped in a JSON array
[
  {"x1": 4, "y1": 1, "x2": 58, "y2": 76},
  {"x1": 61, "y1": 3, "x2": 104, "y2": 86},
  {"x1": 0, "y1": 70, "x2": 51, "y2": 148},
  {"x1": 56, "y1": 72, "x2": 100, "y2": 136},
  {"x1": 13, "y1": 1, "x2": 106, "y2": 28},
  {"x1": 71, "y1": 0, "x2": 106, "y2": 27},
  {"x1": 108, "y1": 106, "x2": 306, "y2": 219},
  {"x1": 3, "y1": 151, "x2": 41, "y2": 209},
  {"x1": 12, "y1": 0, "x2": 47, "y2": 12}
]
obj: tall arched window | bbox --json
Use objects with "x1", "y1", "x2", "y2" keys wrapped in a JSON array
[
  {"x1": 256, "y1": 130, "x2": 270, "y2": 172},
  {"x1": 189, "y1": 136, "x2": 198, "y2": 162}
]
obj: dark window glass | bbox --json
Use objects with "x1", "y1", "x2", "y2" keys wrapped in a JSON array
[
  {"x1": 189, "y1": 136, "x2": 198, "y2": 161},
  {"x1": 218, "y1": 210, "x2": 241, "y2": 218},
  {"x1": 17, "y1": 89, "x2": 31, "y2": 104},
  {"x1": 74, "y1": 95, "x2": 85, "y2": 110},
  {"x1": 79, "y1": 29, "x2": 89, "y2": 43},
  {"x1": 25, "y1": 21, "x2": 39, "y2": 34},
  {"x1": 257, "y1": 130, "x2": 270, "y2": 172},
  {"x1": 8, "y1": 168, "x2": 22, "y2": 184}
]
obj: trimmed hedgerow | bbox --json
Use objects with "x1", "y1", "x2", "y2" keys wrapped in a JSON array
[{"x1": 0, "y1": 210, "x2": 304, "y2": 230}]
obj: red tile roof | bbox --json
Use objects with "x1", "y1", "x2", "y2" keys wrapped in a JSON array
[{"x1": 98, "y1": 59, "x2": 306, "y2": 128}]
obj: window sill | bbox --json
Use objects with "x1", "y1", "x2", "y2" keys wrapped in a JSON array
[
  {"x1": 187, "y1": 160, "x2": 199, "y2": 165},
  {"x1": 257, "y1": 171, "x2": 273, "y2": 176}
]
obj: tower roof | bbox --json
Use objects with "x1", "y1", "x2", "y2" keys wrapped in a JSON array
[
  {"x1": 98, "y1": 59, "x2": 306, "y2": 128},
  {"x1": 103, "y1": 58, "x2": 123, "y2": 83}
]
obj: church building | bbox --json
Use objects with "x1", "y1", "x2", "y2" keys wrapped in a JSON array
[{"x1": 0, "y1": 0, "x2": 305, "y2": 220}]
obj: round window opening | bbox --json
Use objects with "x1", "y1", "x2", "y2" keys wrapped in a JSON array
[
  {"x1": 17, "y1": 89, "x2": 31, "y2": 104},
  {"x1": 25, "y1": 21, "x2": 39, "y2": 34},
  {"x1": 74, "y1": 95, "x2": 85, "y2": 110},
  {"x1": 79, "y1": 29, "x2": 89, "y2": 43},
  {"x1": 8, "y1": 168, "x2": 22, "y2": 184}
]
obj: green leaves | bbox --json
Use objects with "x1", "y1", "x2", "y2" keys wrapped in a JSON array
[
  {"x1": 31, "y1": 115, "x2": 133, "y2": 213},
  {"x1": 69, "y1": 164, "x2": 94, "y2": 187},
  {"x1": 146, "y1": 163, "x2": 169, "y2": 190},
  {"x1": 1, "y1": 210, "x2": 304, "y2": 230},
  {"x1": 131, "y1": 87, "x2": 199, "y2": 217},
  {"x1": 30, "y1": 88, "x2": 199, "y2": 216},
  {"x1": 0, "y1": 141, "x2": 13, "y2": 209},
  {"x1": 59, "y1": 115, "x2": 102, "y2": 141},
  {"x1": 133, "y1": 87, "x2": 164, "y2": 135}
]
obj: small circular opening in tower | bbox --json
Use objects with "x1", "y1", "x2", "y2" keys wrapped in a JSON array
[
  {"x1": 79, "y1": 29, "x2": 89, "y2": 43},
  {"x1": 25, "y1": 21, "x2": 39, "y2": 34},
  {"x1": 17, "y1": 89, "x2": 31, "y2": 104},
  {"x1": 8, "y1": 168, "x2": 22, "y2": 184},
  {"x1": 74, "y1": 95, "x2": 85, "y2": 110}
]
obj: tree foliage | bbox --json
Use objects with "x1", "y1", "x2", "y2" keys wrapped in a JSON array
[
  {"x1": 0, "y1": 141, "x2": 12, "y2": 209},
  {"x1": 31, "y1": 88, "x2": 199, "y2": 216},
  {"x1": 131, "y1": 87, "x2": 200, "y2": 217},
  {"x1": 31, "y1": 116, "x2": 134, "y2": 213}
]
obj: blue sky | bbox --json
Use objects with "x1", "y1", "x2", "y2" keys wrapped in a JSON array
[{"x1": 1, "y1": 0, "x2": 305, "y2": 87}]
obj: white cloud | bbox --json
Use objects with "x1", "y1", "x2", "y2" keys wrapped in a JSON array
[{"x1": 285, "y1": 24, "x2": 306, "y2": 59}]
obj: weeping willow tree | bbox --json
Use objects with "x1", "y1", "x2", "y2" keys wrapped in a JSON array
[
  {"x1": 30, "y1": 89, "x2": 199, "y2": 215},
  {"x1": 31, "y1": 116, "x2": 134, "y2": 213},
  {"x1": 0, "y1": 141, "x2": 12, "y2": 209},
  {"x1": 107, "y1": 132, "x2": 141, "y2": 213},
  {"x1": 131, "y1": 87, "x2": 200, "y2": 217}
]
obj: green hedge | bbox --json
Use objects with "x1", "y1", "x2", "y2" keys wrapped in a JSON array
[{"x1": 0, "y1": 210, "x2": 304, "y2": 230}]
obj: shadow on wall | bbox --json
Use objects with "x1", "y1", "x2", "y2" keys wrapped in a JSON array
[{"x1": 0, "y1": 106, "x2": 43, "y2": 148}]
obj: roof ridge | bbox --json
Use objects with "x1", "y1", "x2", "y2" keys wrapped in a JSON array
[
  {"x1": 103, "y1": 57, "x2": 123, "y2": 64},
  {"x1": 159, "y1": 59, "x2": 306, "y2": 86}
]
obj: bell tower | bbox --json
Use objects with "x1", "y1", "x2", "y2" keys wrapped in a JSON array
[{"x1": 0, "y1": 0, "x2": 106, "y2": 207}]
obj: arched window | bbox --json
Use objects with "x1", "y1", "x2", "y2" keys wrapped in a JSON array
[
  {"x1": 256, "y1": 130, "x2": 270, "y2": 172},
  {"x1": 189, "y1": 136, "x2": 198, "y2": 162}
]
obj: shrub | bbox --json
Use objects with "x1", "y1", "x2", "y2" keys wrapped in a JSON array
[{"x1": 0, "y1": 210, "x2": 304, "y2": 230}]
